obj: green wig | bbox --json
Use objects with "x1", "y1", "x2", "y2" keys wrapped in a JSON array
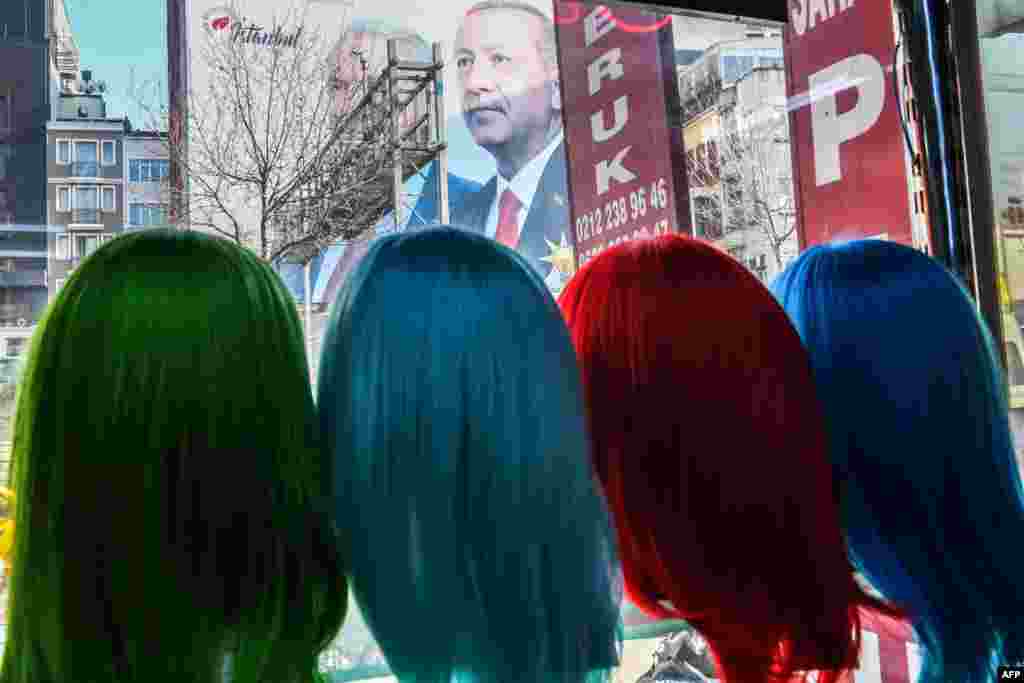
[{"x1": 1, "y1": 229, "x2": 346, "y2": 683}]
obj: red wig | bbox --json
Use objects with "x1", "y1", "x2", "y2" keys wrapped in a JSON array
[{"x1": 558, "y1": 235, "x2": 892, "y2": 683}]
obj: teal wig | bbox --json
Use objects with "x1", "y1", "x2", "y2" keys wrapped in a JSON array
[
  {"x1": 771, "y1": 239, "x2": 1024, "y2": 682},
  {"x1": 2, "y1": 229, "x2": 347, "y2": 683},
  {"x1": 317, "y1": 226, "x2": 622, "y2": 683}
]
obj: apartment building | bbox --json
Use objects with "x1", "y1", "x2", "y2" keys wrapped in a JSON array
[
  {"x1": 124, "y1": 130, "x2": 171, "y2": 231},
  {"x1": 46, "y1": 71, "x2": 127, "y2": 298},
  {"x1": 677, "y1": 32, "x2": 796, "y2": 282}
]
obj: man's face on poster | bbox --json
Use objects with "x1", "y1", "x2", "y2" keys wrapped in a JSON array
[{"x1": 455, "y1": 8, "x2": 559, "y2": 155}]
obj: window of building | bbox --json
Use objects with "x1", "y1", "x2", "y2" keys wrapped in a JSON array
[
  {"x1": 57, "y1": 139, "x2": 71, "y2": 164},
  {"x1": 70, "y1": 140, "x2": 100, "y2": 177},
  {"x1": 57, "y1": 186, "x2": 70, "y2": 212},
  {"x1": 77, "y1": 186, "x2": 99, "y2": 209},
  {"x1": 102, "y1": 140, "x2": 117, "y2": 165},
  {"x1": 101, "y1": 186, "x2": 116, "y2": 211},
  {"x1": 129, "y1": 158, "x2": 171, "y2": 183},
  {"x1": 54, "y1": 278, "x2": 66, "y2": 293},
  {"x1": 129, "y1": 203, "x2": 168, "y2": 227},
  {"x1": 55, "y1": 233, "x2": 71, "y2": 260},
  {"x1": 6, "y1": 337, "x2": 26, "y2": 359},
  {"x1": 74, "y1": 233, "x2": 107, "y2": 260},
  {"x1": 0, "y1": 93, "x2": 9, "y2": 131},
  {"x1": 72, "y1": 186, "x2": 101, "y2": 225},
  {"x1": 75, "y1": 141, "x2": 98, "y2": 163}
]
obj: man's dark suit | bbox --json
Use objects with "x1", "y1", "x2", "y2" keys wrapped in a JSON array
[{"x1": 450, "y1": 141, "x2": 570, "y2": 281}]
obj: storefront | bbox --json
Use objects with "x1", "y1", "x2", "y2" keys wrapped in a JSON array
[{"x1": 165, "y1": 1, "x2": 1020, "y2": 680}]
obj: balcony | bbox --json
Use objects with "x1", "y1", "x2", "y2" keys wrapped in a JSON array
[
  {"x1": 71, "y1": 209, "x2": 100, "y2": 225},
  {"x1": 70, "y1": 161, "x2": 99, "y2": 177}
]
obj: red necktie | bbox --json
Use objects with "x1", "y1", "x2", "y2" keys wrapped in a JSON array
[{"x1": 495, "y1": 189, "x2": 522, "y2": 248}]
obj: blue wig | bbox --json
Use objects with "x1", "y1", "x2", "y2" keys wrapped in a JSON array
[
  {"x1": 317, "y1": 226, "x2": 622, "y2": 683},
  {"x1": 771, "y1": 239, "x2": 1024, "y2": 683}
]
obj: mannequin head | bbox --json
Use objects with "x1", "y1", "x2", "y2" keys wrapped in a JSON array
[
  {"x1": 772, "y1": 238, "x2": 1024, "y2": 682},
  {"x1": 2, "y1": 229, "x2": 346, "y2": 683},
  {"x1": 318, "y1": 226, "x2": 621, "y2": 683},
  {"x1": 559, "y1": 234, "x2": 890, "y2": 683}
]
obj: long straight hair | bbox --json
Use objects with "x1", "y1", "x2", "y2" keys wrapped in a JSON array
[
  {"x1": 2, "y1": 229, "x2": 347, "y2": 683},
  {"x1": 317, "y1": 227, "x2": 622, "y2": 683},
  {"x1": 771, "y1": 239, "x2": 1024, "y2": 682},
  {"x1": 558, "y1": 234, "x2": 894, "y2": 683}
]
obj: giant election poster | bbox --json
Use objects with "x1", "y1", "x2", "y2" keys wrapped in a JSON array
[{"x1": 176, "y1": 0, "x2": 688, "y2": 302}]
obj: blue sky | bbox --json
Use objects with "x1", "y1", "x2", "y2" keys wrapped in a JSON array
[{"x1": 64, "y1": 0, "x2": 169, "y2": 125}]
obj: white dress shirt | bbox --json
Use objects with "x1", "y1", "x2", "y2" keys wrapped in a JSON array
[{"x1": 484, "y1": 129, "x2": 565, "y2": 242}]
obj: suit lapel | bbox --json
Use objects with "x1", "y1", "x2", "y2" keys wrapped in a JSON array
[{"x1": 452, "y1": 178, "x2": 496, "y2": 234}]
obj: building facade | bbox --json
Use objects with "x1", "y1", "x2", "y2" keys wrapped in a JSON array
[
  {"x1": 46, "y1": 74, "x2": 127, "y2": 298},
  {"x1": 124, "y1": 131, "x2": 171, "y2": 232},
  {"x1": 0, "y1": 0, "x2": 77, "y2": 362},
  {"x1": 678, "y1": 33, "x2": 798, "y2": 282}
]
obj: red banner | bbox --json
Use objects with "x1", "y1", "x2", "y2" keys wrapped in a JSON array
[
  {"x1": 554, "y1": 1, "x2": 690, "y2": 268},
  {"x1": 785, "y1": 0, "x2": 915, "y2": 248}
]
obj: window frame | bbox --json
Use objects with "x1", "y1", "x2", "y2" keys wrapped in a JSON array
[
  {"x1": 101, "y1": 185, "x2": 116, "y2": 212},
  {"x1": 74, "y1": 233, "x2": 103, "y2": 260},
  {"x1": 69, "y1": 139, "x2": 101, "y2": 178},
  {"x1": 57, "y1": 186, "x2": 70, "y2": 212},
  {"x1": 73, "y1": 140, "x2": 100, "y2": 164},
  {"x1": 129, "y1": 158, "x2": 171, "y2": 183},
  {"x1": 69, "y1": 185, "x2": 103, "y2": 227},
  {"x1": 129, "y1": 201, "x2": 169, "y2": 227},
  {"x1": 55, "y1": 233, "x2": 71, "y2": 261},
  {"x1": 56, "y1": 138, "x2": 72, "y2": 165},
  {"x1": 74, "y1": 185, "x2": 99, "y2": 210},
  {"x1": 101, "y1": 139, "x2": 117, "y2": 166}
]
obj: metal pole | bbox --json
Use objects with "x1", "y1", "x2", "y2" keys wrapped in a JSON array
[
  {"x1": 433, "y1": 42, "x2": 450, "y2": 225},
  {"x1": 388, "y1": 39, "x2": 404, "y2": 230}
]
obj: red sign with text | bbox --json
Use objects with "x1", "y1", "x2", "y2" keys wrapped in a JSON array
[
  {"x1": 554, "y1": 1, "x2": 690, "y2": 267},
  {"x1": 785, "y1": 0, "x2": 915, "y2": 247},
  {"x1": 853, "y1": 609, "x2": 918, "y2": 683}
]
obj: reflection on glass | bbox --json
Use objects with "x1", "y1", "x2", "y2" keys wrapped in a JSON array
[{"x1": 978, "y1": 22, "x2": 1024, "y2": 467}]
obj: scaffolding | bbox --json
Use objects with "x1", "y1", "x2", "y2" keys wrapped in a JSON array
[{"x1": 334, "y1": 38, "x2": 450, "y2": 233}]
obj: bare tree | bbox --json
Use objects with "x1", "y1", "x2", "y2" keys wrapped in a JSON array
[
  {"x1": 679, "y1": 73, "x2": 724, "y2": 126},
  {"x1": 131, "y1": 0, "x2": 397, "y2": 263},
  {"x1": 686, "y1": 107, "x2": 797, "y2": 272}
]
